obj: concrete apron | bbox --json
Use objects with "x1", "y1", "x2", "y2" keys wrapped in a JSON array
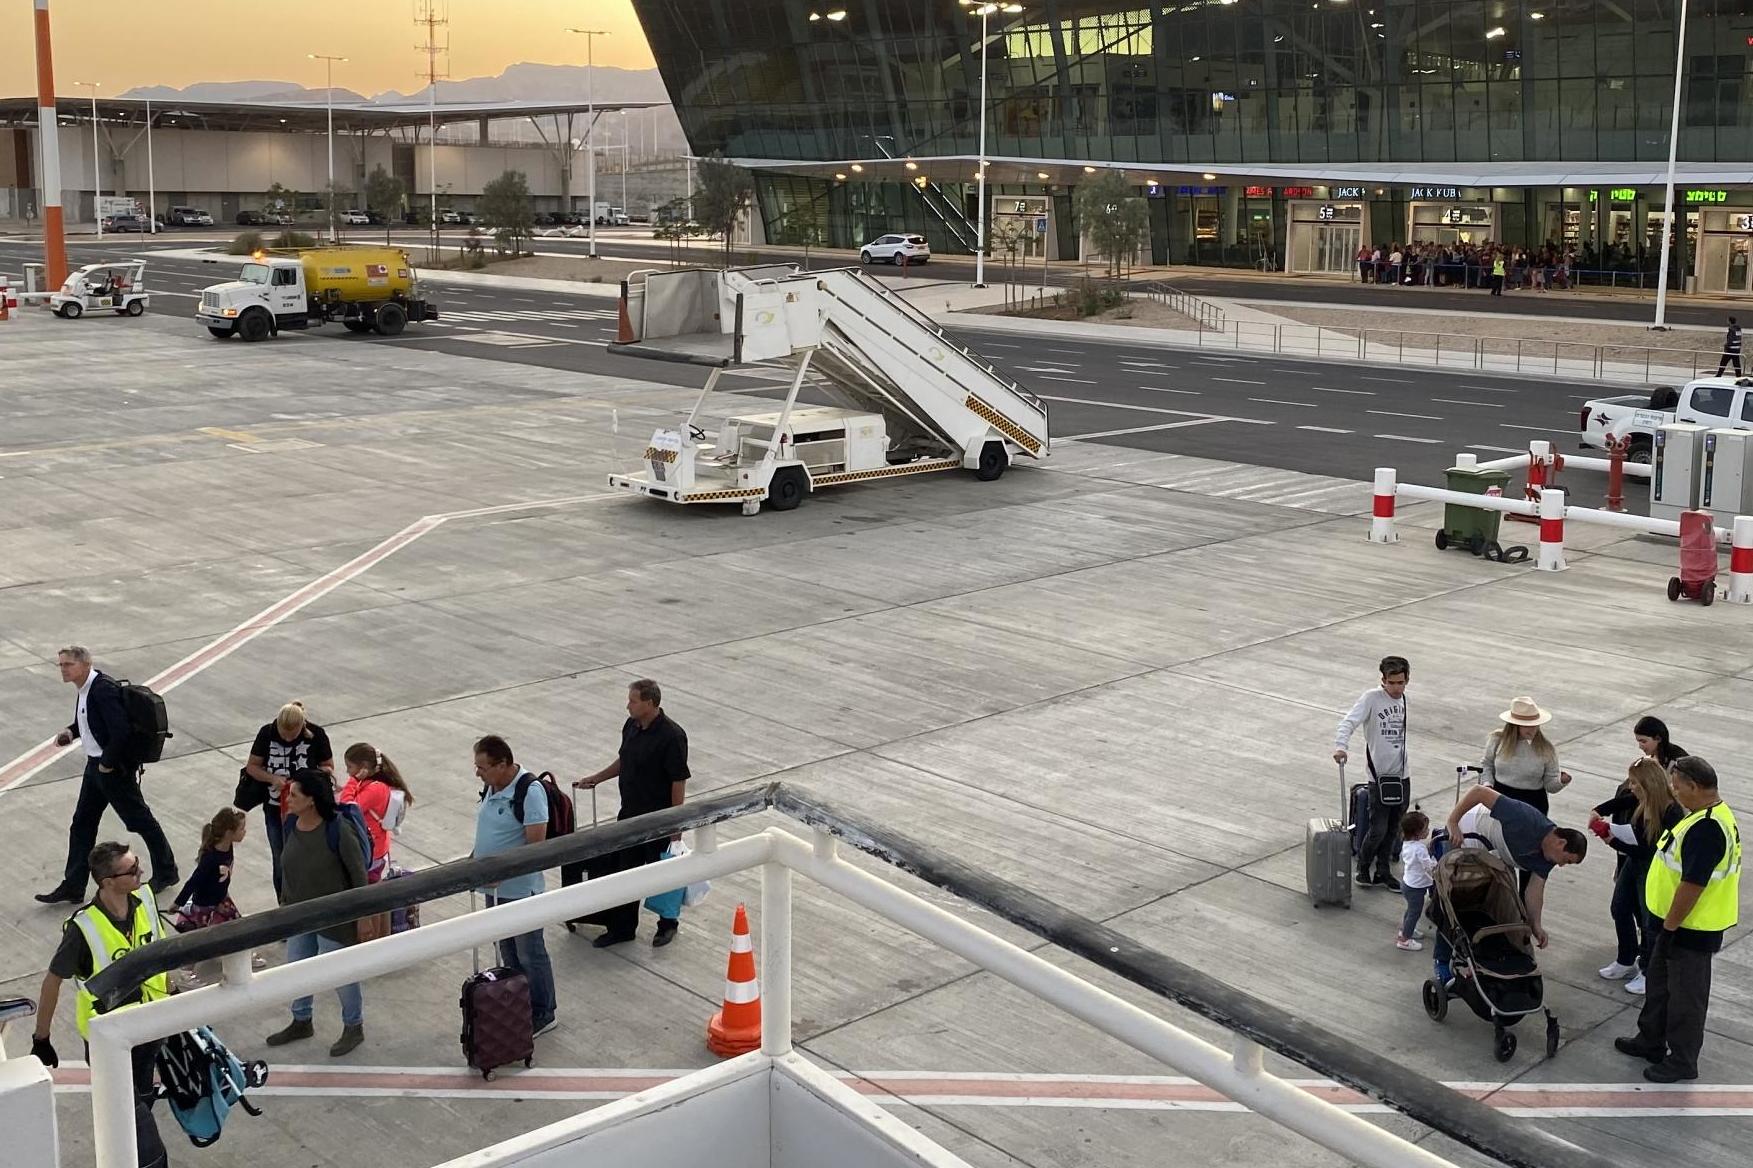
[{"x1": 0, "y1": 308, "x2": 1748, "y2": 1168}]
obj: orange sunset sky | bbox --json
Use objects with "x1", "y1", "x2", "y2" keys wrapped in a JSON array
[{"x1": 0, "y1": 1, "x2": 657, "y2": 96}]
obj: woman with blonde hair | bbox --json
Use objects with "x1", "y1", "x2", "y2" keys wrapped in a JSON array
[
  {"x1": 1592, "y1": 757, "x2": 1682, "y2": 994},
  {"x1": 242, "y1": 700, "x2": 334, "y2": 899},
  {"x1": 1480, "y1": 696, "x2": 1572, "y2": 816}
]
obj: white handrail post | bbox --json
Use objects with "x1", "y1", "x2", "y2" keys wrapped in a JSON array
[
  {"x1": 1727, "y1": 514, "x2": 1753, "y2": 603},
  {"x1": 761, "y1": 857, "x2": 793, "y2": 1056},
  {"x1": 695, "y1": 822, "x2": 719, "y2": 853},
  {"x1": 1537, "y1": 487, "x2": 1567, "y2": 572},
  {"x1": 221, "y1": 949, "x2": 254, "y2": 986},
  {"x1": 88, "y1": 1028, "x2": 137, "y2": 1168},
  {"x1": 1232, "y1": 1034, "x2": 1264, "y2": 1076},
  {"x1": 1369, "y1": 467, "x2": 1398, "y2": 544}
]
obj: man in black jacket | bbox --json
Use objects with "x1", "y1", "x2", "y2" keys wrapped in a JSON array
[{"x1": 35, "y1": 646, "x2": 179, "y2": 904}]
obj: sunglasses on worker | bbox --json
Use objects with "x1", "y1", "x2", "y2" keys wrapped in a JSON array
[{"x1": 101, "y1": 861, "x2": 142, "y2": 883}]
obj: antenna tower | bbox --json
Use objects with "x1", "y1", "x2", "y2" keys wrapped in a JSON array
[{"x1": 414, "y1": 0, "x2": 450, "y2": 259}]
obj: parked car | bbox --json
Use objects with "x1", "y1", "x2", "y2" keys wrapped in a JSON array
[
  {"x1": 365, "y1": 210, "x2": 389, "y2": 225},
  {"x1": 102, "y1": 213, "x2": 150, "y2": 233},
  {"x1": 439, "y1": 208, "x2": 464, "y2": 225},
  {"x1": 236, "y1": 209, "x2": 268, "y2": 226},
  {"x1": 168, "y1": 206, "x2": 213, "y2": 227},
  {"x1": 339, "y1": 209, "x2": 370, "y2": 225},
  {"x1": 1580, "y1": 377, "x2": 1753, "y2": 462},
  {"x1": 859, "y1": 234, "x2": 930, "y2": 265}
]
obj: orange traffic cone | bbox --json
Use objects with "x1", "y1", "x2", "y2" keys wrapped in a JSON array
[
  {"x1": 706, "y1": 903, "x2": 761, "y2": 1057},
  {"x1": 615, "y1": 281, "x2": 635, "y2": 344}
]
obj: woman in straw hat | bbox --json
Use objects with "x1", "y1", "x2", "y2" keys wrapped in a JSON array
[{"x1": 1480, "y1": 696, "x2": 1572, "y2": 817}]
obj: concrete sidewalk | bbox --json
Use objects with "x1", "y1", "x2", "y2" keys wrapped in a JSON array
[{"x1": 0, "y1": 306, "x2": 1749, "y2": 1168}]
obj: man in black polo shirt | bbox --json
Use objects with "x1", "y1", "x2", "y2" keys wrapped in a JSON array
[{"x1": 575, "y1": 678, "x2": 690, "y2": 948}]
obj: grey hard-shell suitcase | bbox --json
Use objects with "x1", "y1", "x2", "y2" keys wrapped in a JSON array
[{"x1": 1305, "y1": 762, "x2": 1353, "y2": 907}]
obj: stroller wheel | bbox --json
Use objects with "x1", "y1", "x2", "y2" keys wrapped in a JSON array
[
  {"x1": 1421, "y1": 979, "x2": 1448, "y2": 1022},
  {"x1": 1545, "y1": 1013, "x2": 1561, "y2": 1059},
  {"x1": 1494, "y1": 1028, "x2": 1517, "y2": 1063}
]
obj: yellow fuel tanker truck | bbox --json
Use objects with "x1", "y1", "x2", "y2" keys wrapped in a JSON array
[{"x1": 195, "y1": 245, "x2": 439, "y2": 341}]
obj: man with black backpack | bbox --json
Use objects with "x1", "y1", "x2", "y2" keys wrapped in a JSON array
[
  {"x1": 472, "y1": 735, "x2": 559, "y2": 1038},
  {"x1": 36, "y1": 646, "x2": 179, "y2": 906}
]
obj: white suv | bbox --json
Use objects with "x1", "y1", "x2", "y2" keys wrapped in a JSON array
[
  {"x1": 339, "y1": 209, "x2": 370, "y2": 225},
  {"x1": 860, "y1": 233, "x2": 930, "y2": 265}
]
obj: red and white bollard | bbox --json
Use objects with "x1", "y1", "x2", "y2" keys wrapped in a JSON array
[
  {"x1": 1728, "y1": 515, "x2": 1753, "y2": 604},
  {"x1": 1369, "y1": 467, "x2": 1398, "y2": 543},
  {"x1": 1536, "y1": 487, "x2": 1567, "y2": 572}
]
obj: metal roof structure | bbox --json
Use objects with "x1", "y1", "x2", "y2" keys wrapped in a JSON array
[{"x1": 0, "y1": 95, "x2": 662, "y2": 134}]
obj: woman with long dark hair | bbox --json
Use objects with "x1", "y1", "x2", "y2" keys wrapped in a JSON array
[{"x1": 265, "y1": 768, "x2": 369, "y2": 1057}]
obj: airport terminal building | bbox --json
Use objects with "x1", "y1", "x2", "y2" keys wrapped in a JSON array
[{"x1": 635, "y1": 0, "x2": 1753, "y2": 289}]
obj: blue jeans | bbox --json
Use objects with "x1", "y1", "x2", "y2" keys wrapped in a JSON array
[
  {"x1": 1400, "y1": 883, "x2": 1428, "y2": 940},
  {"x1": 287, "y1": 933, "x2": 363, "y2": 1026},
  {"x1": 487, "y1": 894, "x2": 555, "y2": 1028}
]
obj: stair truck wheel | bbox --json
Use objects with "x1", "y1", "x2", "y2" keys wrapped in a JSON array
[
  {"x1": 767, "y1": 466, "x2": 808, "y2": 512},
  {"x1": 237, "y1": 308, "x2": 272, "y2": 342},
  {"x1": 125, "y1": 299, "x2": 145, "y2": 316},
  {"x1": 373, "y1": 301, "x2": 408, "y2": 336},
  {"x1": 207, "y1": 326, "x2": 234, "y2": 339},
  {"x1": 974, "y1": 440, "x2": 1009, "y2": 482}
]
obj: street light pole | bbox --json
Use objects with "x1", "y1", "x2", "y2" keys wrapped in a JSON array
[
  {"x1": 75, "y1": 80, "x2": 100, "y2": 237},
  {"x1": 310, "y1": 53, "x2": 348, "y2": 243},
  {"x1": 959, "y1": 2, "x2": 1020, "y2": 289},
  {"x1": 1652, "y1": 0, "x2": 1689, "y2": 330},
  {"x1": 567, "y1": 27, "x2": 609, "y2": 258},
  {"x1": 145, "y1": 96, "x2": 155, "y2": 233}
]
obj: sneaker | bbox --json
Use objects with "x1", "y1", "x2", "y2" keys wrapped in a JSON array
[
  {"x1": 1434, "y1": 963, "x2": 1453, "y2": 985},
  {"x1": 533, "y1": 1018, "x2": 558, "y2": 1039},
  {"x1": 265, "y1": 1018, "x2": 314, "y2": 1047},
  {"x1": 653, "y1": 919, "x2": 679, "y2": 948},
  {"x1": 251, "y1": 953, "x2": 269, "y2": 971},
  {"x1": 1377, "y1": 873, "x2": 1402, "y2": 893},
  {"x1": 1625, "y1": 973, "x2": 1647, "y2": 995},
  {"x1": 1355, "y1": 872, "x2": 1377, "y2": 888},
  {"x1": 329, "y1": 1024, "x2": 364, "y2": 1058},
  {"x1": 1395, "y1": 936, "x2": 1424, "y2": 952},
  {"x1": 1412, "y1": 929, "x2": 1428, "y2": 940},
  {"x1": 1599, "y1": 961, "x2": 1638, "y2": 981}
]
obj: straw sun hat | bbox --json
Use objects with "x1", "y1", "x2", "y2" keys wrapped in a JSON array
[{"x1": 1500, "y1": 696, "x2": 1552, "y2": 727}]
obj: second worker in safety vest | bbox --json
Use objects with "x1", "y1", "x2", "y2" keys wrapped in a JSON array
[{"x1": 1617, "y1": 755, "x2": 1741, "y2": 1083}]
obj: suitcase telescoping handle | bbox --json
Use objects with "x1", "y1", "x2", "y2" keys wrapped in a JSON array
[
  {"x1": 470, "y1": 888, "x2": 479, "y2": 977},
  {"x1": 1338, "y1": 760, "x2": 1347, "y2": 822},
  {"x1": 1453, "y1": 764, "x2": 1485, "y2": 806}
]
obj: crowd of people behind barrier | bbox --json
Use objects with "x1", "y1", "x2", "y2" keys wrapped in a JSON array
[{"x1": 1355, "y1": 240, "x2": 1581, "y2": 293}]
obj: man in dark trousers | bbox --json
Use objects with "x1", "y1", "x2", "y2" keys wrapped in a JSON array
[
  {"x1": 574, "y1": 679, "x2": 690, "y2": 949},
  {"x1": 1617, "y1": 755, "x2": 1740, "y2": 1083},
  {"x1": 1718, "y1": 316, "x2": 1743, "y2": 377},
  {"x1": 35, "y1": 646, "x2": 178, "y2": 905}
]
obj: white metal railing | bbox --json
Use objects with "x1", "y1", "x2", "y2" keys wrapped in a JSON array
[
  {"x1": 86, "y1": 825, "x2": 1459, "y2": 1168},
  {"x1": 1136, "y1": 316, "x2": 1722, "y2": 386}
]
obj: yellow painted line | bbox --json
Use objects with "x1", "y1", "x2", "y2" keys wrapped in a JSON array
[{"x1": 198, "y1": 426, "x2": 261, "y2": 444}]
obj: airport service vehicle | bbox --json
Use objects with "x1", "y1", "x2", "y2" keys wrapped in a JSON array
[
  {"x1": 606, "y1": 263, "x2": 1049, "y2": 515},
  {"x1": 197, "y1": 245, "x2": 439, "y2": 341},
  {"x1": 592, "y1": 202, "x2": 629, "y2": 226},
  {"x1": 859, "y1": 234, "x2": 930, "y2": 265},
  {"x1": 49, "y1": 260, "x2": 151, "y2": 319},
  {"x1": 1580, "y1": 376, "x2": 1753, "y2": 461}
]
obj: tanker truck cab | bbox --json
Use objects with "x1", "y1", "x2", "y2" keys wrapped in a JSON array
[{"x1": 196, "y1": 259, "x2": 305, "y2": 340}]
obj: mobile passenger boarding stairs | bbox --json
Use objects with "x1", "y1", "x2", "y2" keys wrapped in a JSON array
[{"x1": 605, "y1": 264, "x2": 1049, "y2": 514}]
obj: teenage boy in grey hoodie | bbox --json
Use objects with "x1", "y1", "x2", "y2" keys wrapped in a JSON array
[{"x1": 1334, "y1": 655, "x2": 1410, "y2": 891}]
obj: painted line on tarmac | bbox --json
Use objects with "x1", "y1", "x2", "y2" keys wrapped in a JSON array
[
  {"x1": 1035, "y1": 395, "x2": 1273, "y2": 425},
  {"x1": 1308, "y1": 385, "x2": 1374, "y2": 395},
  {"x1": 1468, "y1": 444, "x2": 1527, "y2": 454},
  {"x1": 0, "y1": 491, "x2": 623, "y2": 795},
  {"x1": 1374, "y1": 433, "x2": 1444, "y2": 444},
  {"x1": 41, "y1": 1064, "x2": 1753, "y2": 1115},
  {"x1": 1298, "y1": 425, "x2": 1353, "y2": 434},
  {"x1": 1065, "y1": 418, "x2": 1231, "y2": 440},
  {"x1": 1432, "y1": 398, "x2": 1503, "y2": 408},
  {"x1": 1210, "y1": 377, "x2": 1267, "y2": 386},
  {"x1": 1368, "y1": 409, "x2": 1444, "y2": 421},
  {"x1": 1249, "y1": 398, "x2": 1316, "y2": 408}
]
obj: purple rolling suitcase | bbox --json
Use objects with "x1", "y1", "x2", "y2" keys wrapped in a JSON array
[{"x1": 460, "y1": 892, "x2": 534, "y2": 1080}]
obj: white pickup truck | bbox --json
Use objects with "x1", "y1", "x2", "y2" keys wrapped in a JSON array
[{"x1": 1579, "y1": 376, "x2": 1753, "y2": 462}]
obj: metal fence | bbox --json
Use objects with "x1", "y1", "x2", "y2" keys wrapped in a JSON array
[{"x1": 1134, "y1": 281, "x2": 1227, "y2": 332}]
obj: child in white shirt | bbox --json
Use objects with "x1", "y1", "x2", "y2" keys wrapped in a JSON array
[{"x1": 1396, "y1": 811, "x2": 1436, "y2": 951}]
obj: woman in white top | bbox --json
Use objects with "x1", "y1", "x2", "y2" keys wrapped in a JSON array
[{"x1": 1481, "y1": 696, "x2": 1572, "y2": 816}]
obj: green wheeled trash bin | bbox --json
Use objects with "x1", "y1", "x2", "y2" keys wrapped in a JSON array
[{"x1": 1436, "y1": 465, "x2": 1511, "y2": 556}]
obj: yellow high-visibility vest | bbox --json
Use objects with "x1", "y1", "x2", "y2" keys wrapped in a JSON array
[
  {"x1": 71, "y1": 894, "x2": 170, "y2": 1038},
  {"x1": 1645, "y1": 802, "x2": 1741, "y2": 933}
]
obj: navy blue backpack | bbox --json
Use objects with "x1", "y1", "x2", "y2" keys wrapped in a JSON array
[{"x1": 154, "y1": 1027, "x2": 269, "y2": 1147}]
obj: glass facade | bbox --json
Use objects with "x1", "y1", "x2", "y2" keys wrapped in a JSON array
[{"x1": 633, "y1": 0, "x2": 1753, "y2": 266}]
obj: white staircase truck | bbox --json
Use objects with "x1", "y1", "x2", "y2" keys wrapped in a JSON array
[{"x1": 605, "y1": 264, "x2": 1050, "y2": 515}]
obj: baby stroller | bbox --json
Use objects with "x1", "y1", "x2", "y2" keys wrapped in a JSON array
[{"x1": 1420, "y1": 845, "x2": 1559, "y2": 1063}]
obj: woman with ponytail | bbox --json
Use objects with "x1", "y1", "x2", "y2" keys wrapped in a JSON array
[{"x1": 339, "y1": 743, "x2": 416, "y2": 879}]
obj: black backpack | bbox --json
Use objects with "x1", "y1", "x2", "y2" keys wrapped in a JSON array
[
  {"x1": 479, "y1": 771, "x2": 575, "y2": 840},
  {"x1": 113, "y1": 679, "x2": 173, "y2": 764}
]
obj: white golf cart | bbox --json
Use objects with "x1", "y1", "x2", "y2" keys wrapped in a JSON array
[{"x1": 49, "y1": 260, "x2": 151, "y2": 319}]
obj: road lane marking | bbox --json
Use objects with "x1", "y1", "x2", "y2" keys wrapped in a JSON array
[
  {"x1": 1249, "y1": 398, "x2": 1316, "y2": 408},
  {"x1": 1308, "y1": 386, "x2": 1374, "y2": 395},
  {"x1": 1468, "y1": 444, "x2": 1526, "y2": 454},
  {"x1": 1361, "y1": 375, "x2": 1412, "y2": 383},
  {"x1": 1066, "y1": 418, "x2": 1231, "y2": 440},
  {"x1": 1374, "y1": 434, "x2": 1443, "y2": 444},
  {"x1": 1036, "y1": 375, "x2": 1099, "y2": 384},
  {"x1": 981, "y1": 342, "x2": 1021, "y2": 348},
  {"x1": 1047, "y1": 348, "x2": 1084, "y2": 355},
  {"x1": 1459, "y1": 384, "x2": 1518, "y2": 393},
  {"x1": 1135, "y1": 385, "x2": 1202, "y2": 395},
  {"x1": 1500, "y1": 423, "x2": 1562, "y2": 433},
  {"x1": 0, "y1": 491, "x2": 624, "y2": 794},
  {"x1": 1431, "y1": 398, "x2": 1504, "y2": 408},
  {"x1": 1368, "y1": 409, "x2": 1443, "y2": 420},
  {"x1": 1210, "y1": 377, "x2": 1266, "y2": 385},
  {"x1": 1035, "y1": 395, "x2": 1272, "y2": 424},
  {"x1": 1298, "y1": 425, "x2": 1353, "y2": 434}
]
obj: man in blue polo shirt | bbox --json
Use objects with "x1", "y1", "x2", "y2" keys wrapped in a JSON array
[
  {"x1": 1434, "y1": 785, "x2": 1590, "y2": 983},
  {"x1": 472, "y1": 735, "x2": 555, "y2": 1037}
]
